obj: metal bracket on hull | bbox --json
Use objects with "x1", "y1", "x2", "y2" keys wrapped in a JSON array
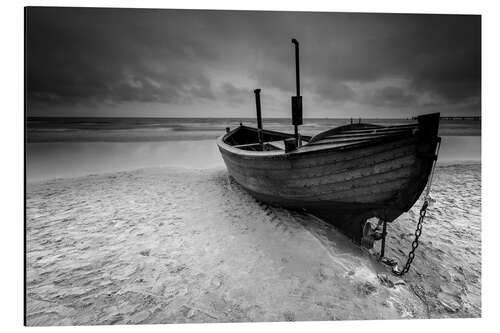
[
  {"x1": 380, "y1": 219, "x2": 388, "y2": 258},
  {"x1": 360, "y1": 218, "x2": 384, "y2": 249},
  {"x1": 378, "y1": 218, "x2": 399, "y2": 268}
]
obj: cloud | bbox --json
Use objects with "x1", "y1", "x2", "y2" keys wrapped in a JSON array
[
  {"x1": 314, "y1": 81, "x2": 356, "y2": 103},
  {"x1": 26, "y1": 8, "x2": 481, "y2": 117},
  {"x1": 219, "y1": 82, "x2": 251, "y2": 105},
  {"x1": 367, "y1": 86, "x2": 418, "y2": 107},
  {"x1": 26, "y1": 7, "x2": 217, "y2": 109}
]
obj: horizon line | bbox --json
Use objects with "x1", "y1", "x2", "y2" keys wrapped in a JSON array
[{"x1": 27, "y1": 115, "x2": 481, "y2": 120}]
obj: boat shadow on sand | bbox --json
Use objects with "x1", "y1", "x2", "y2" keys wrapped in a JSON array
[{"x1": 214, "y1": 171, "x2": 403, "y2": 277}]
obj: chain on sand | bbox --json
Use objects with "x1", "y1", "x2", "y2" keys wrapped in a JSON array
[
  {"x1": 391, "y1": 137, "x2": 440, "y2": 276},
  {"x1": 392, "y1": 200, "x2": 428, "y2": 276}
]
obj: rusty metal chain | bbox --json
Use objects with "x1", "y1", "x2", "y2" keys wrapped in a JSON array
[
  {"x1": 392, "y1": 200, "x2": 428, "y2": 276},
  {"x1": 392, "y1": 137, "x2": 441, "y2": 276}
]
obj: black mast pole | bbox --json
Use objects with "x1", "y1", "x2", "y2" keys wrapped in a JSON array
[
  {"x1": 292, "y1": 39, "x2": 300, "y2": 96},
  {"x1": 291, "y1": 38, "x2": 302, "y2": 146},
  {"x1": 254, "y1": 88, "x2": 263, "y2": 145}
]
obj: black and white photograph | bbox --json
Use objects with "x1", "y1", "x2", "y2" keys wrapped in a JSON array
[{"x1": 24, "y1": 5, "x2": 481, "y2": 327}]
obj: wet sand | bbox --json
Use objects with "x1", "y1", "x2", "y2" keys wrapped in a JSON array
[{"x1": 26, "y1": 167, "x2": 442, "y2": 326}]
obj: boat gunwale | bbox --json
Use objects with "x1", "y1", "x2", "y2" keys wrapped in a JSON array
[{"x1": 216, "y1": 125, "x2": 420, "y2": 159}]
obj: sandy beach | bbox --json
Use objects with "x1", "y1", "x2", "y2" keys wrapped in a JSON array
[{"x1": 26, "y1": 162, "x2": 480, "y2": 325}]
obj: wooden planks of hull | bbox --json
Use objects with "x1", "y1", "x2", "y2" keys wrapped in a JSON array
[
  {"x1": 216, "y1": 113, "x2": 440, "y2": 241},
  {"x1": 221, "y1": 141, "x2": 418, "y2": 183},
  {"x1": 225, "y1": 162, "x2": 414, "y2": 202},
  {"x1": 223, "y1": 152, "x2": 417, "y2": 196},
  {"x1": 219, "y1": 136, "x2": 417, "y2": 171}
]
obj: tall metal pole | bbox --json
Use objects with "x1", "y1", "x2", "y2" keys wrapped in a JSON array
[
  {"x1": 292, "y1": 39, "x2": 300, "y2": 96},
  {"x1": 254, "y1": 88, "x2": 263, "y2": 145},
  {"x1": 291, "y1": 38, "x2": 302, "y2": 147}
]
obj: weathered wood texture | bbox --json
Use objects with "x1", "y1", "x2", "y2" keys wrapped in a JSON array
[{"x1": 217, "y1": 113, "x2": 440, "y2": 240}]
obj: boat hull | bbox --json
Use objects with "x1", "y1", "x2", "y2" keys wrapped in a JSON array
[{"x1": 217, "y1": 113, "x2": 440, "y2": 241}]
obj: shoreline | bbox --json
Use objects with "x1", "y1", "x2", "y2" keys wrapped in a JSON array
[
  {"x1": 26, "y1": 135, "x2": 480, "y2": 183},
  {"x1": 27, "y1": 131, "x2": 481, "y2": 144},
  {"x1": 26, "y1": 160, "x2": 481, "y2": 185}
]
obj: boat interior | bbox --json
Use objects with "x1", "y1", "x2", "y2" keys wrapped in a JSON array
[
  {"x1": 223, "y1": 126, "x2": 310, "y2": 151},
  {"x1": 224, "y1": 123, "x2": 419, "y2": 152}
]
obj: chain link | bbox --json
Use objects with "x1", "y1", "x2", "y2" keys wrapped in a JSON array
[
  {"x1": 391, "y1": 137, "x2": 441, "y2": 276},
  {"x1": 392, "y1": 200, "x2": 428, "y2": 276}
]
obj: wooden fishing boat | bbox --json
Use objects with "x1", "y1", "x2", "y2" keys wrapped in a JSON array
[
  {"x1": 217, "y1": 113, "x2": 440, "y2": 244},
  {"x1": 217, "y1": 39, "x2": 441, "y2": 247}
]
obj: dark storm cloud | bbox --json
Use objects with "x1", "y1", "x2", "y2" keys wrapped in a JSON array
[
  {"x1": 26, "y1": 8, "x2": 480, "y2": 116},
  {"x1": 368, "y1": 86, "x2": 418, "y2": 107},
  {"x1": 300, "y1": 14, "x2": 481, "y2": 108},
  {"x1": 26, "y1": 7, "x2": 218, "y2": 108},
  {"x1": 219, "y1": 82, "x2": 250, "y2": 105},
  {"x1": 315, "y1": 81, "x2": 356, "y2": 103}
]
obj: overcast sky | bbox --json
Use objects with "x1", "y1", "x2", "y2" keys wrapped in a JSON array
[{"x1": 26, "y1": 7, "x2": 480, "y2": 118}]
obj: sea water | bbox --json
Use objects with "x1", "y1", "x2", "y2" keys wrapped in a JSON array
[{"x1": 26, "y1": 117, "x2": 480, "y2": 182}]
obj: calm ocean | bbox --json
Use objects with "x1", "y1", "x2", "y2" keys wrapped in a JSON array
[{"x1": 26, "y1": 117, "x2": 481, "y2": 182}]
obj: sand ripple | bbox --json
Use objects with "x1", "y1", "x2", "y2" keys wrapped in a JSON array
[
  {"x1": 381, "y1": 164, "x2": 481, "y2": 318},
  {"x1": 26, "y1": 167, "x2": 431, "y2": 325}
]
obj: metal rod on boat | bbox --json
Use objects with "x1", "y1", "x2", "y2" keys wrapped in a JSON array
[
  {"x1": 254, "y1": 88, "x2": 263, "y2": 145},
  {"x1": 291, "y1": 38, "x2": 303, "y2": 147},
  {"x1": 292, "y1": 39, "x2": 300, "y2": 96},
  {"x1": 380, "y1": 219, "x2": 387, "y2": 258}
]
